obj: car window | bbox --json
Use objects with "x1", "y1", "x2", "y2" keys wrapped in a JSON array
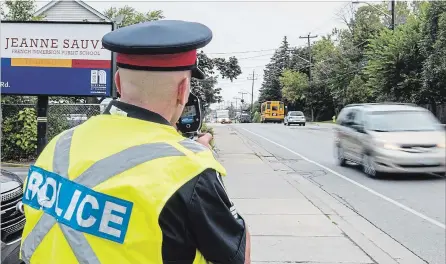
[
  {"x1": 338, "y1": 108, "x2": 357, "y2": 127},
  {"x1": 289, "y1": 111, "x2": 304, "y2": 116},
  {"x1": 367, "y1": 110, "x2": 441, "y2": 132},
  {"x1": 272, "y1": 106, "x2": 278, "y2": 111},
  {"x1": 336, "y1": 108, "x2": 349, "y2": 126},
  {"x1": 353, "y1": 110, "x2": 364, "y2": 126}
]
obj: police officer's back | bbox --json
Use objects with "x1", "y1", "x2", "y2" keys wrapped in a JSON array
[{"x1": 20, "y1": 20, "x2": 250, "y2": 264}]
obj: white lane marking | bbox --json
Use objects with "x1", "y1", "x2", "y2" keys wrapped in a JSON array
[{"x1": 241, "y1": 127, "x2": 446, "y2": 230}]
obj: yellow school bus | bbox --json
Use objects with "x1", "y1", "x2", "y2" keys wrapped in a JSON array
[{"x1": 261, "y1": 101, "x2": 285, "y2": 123}]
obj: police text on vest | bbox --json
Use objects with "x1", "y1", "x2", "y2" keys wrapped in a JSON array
[{"x1": 22, "y1": 166, "x2": 133, "y2": 244}]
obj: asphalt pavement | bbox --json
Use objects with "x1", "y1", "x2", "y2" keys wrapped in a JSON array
[{"x1": 229, "y1": 122, "x2": 445, "y2": 264}]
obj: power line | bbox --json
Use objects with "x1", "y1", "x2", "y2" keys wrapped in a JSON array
[
  {"x1": 237, "y1": 53, "x2": 275, "y2": 60},
  {"x1": 206, "y1": 45, "x2": 305, "y2": 58},
  {"x1": 206, "y1": 48, "x2": 277, "y2": 55}
]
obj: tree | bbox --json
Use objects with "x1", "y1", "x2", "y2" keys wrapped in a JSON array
[
  {"x1": 280, "y1": 69, "x2": 308, "y2": 105},
  {"x1": 103, "y1": 5, "x2": 164, "y2": 27},
  {"x1": 289, "y1": 46, "x2": 309, "y2": 75},
  {"x1": 345, "y1": 74, "x2": 371, "y2": 103},
  {"x1": 365, "y1": 14, "x2": 425, "y2": 103},
  {"x1": 0, "y1": 0, "x2": 44, "y2": 21},
  {"x1": 420, "y1": 1, "x2": 446, "y2": 114},
  {"x1": 258, "y1": 36, "x2": 291, "y2": 102}
]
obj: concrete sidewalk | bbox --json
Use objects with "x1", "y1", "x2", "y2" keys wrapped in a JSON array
[{"x1": 212, "y1": 125, "x2": 424, "y2": 264}]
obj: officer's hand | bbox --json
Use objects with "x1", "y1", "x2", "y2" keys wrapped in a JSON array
[{"x1": 196, "y1": 133, "x2": 212, "y2": 148}]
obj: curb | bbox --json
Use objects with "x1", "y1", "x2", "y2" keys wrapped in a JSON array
[{"x1": 1, "y1": 162, "x2": 32, "y2": 168}]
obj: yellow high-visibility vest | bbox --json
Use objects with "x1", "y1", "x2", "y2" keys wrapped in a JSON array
[{"x1": 20, "y1": 114, "x2": 226, "y2": 264}]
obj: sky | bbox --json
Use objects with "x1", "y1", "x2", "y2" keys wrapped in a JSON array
[{"x1": 34, "y1": 0, "x2": 357, "y2": 109}]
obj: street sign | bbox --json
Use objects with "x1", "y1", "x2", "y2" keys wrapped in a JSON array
[{"x1": 1, "y1": 21, "x2": 114, "y2": 96}]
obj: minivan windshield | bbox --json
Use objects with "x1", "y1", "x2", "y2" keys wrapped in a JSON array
[
  {"x1": 367, "y1": 110, "x2": 441, "y2": 132},
  {"x1": 289, "y1": 111, "x2": 304, "y2": 116}
]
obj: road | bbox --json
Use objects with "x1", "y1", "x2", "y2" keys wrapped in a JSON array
[{"x1": 230, "y1": 122, "x2": 445, "y2": 264}]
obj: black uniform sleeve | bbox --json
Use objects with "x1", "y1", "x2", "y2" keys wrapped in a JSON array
[{"x1": 187, "y1": 169, "x2": 246, "y2": 264}]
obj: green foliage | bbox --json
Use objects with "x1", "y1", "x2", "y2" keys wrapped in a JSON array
[
  {"x1": 201, "y1": 122, "x2": 214, "y2": 136},
  {"x1": 258, "y1": 37, "x2": 290, "y2": 102},
  {"x1": 252, "y1": 111, "x2": 261, "y2": 123},
  {"x1": 47, "y1": 113, "x2": 71, "y2": 142},
  {"x1": 420, "y1": 1, "x2": 446, "y2": 113},
  {"x1": 345, "y1": 74, "x2": 372, "y2": 103},
  {"x1": 0, "y1": 0, "x2": 44, "y2": 21},
  {"x1": 1, "y1": 108, "x2": 37, "y2": 161},
  {"x1": 365, "y1": 14, "x2": 425, "y2": 102},
  {"x1": 191, "y1": 52, "x2": 242, "y2": 108},
  {"x1": 251, "y1": 101, "x2": 261, "y2": 116},
  {"x1": 103, "y1": 5, "x2": 164, "y2": 27},
  {"x1": 280, "y1": 70, "x2": 309, "y2": 104}
]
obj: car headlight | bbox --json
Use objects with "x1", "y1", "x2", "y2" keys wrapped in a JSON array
[
  {"x1": 437, "y1": 142, "x2": 445, "y2": 148},
  {"x1": 375, "y1": 141, "x2": 399, "y2": 150},
  {"x1": 383, "y1": 143, "x2": 399, "y2": 150}
]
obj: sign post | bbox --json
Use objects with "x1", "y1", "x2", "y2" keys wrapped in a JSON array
[{"x1": 36, "y1": 96, "x2": 48, "y2": 155}]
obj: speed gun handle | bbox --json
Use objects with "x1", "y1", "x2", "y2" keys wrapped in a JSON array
[{"x1": 183, "y1": 132, "x2": 198, "y2": 140}]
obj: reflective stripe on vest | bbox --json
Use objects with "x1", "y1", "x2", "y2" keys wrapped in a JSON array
[{"x1": 21, "y1": 128, "x2": 209, "y2": 263}]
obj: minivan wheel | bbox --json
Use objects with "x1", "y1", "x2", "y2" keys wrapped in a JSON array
[
  {"x1": 362, "y1": 154, "x2": 379, "y2": 178},
  {"x1": 336, "y1": 145, "x2": 347, "y2": 166}
]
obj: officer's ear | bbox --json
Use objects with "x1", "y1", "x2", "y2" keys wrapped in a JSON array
[
  {"x1": 115, "y1": 71, "x2": 122, "y2": 95},
  {"x1": 177, "y1": 76, "x2": 190, "y2": 106}
]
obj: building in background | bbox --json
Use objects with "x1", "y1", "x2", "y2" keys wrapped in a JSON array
[{"x1": 34, "y1": 0, "x2": 110, "y2": 22}]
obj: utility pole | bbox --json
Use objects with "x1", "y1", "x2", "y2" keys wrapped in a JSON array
[
  {"x1": 390, "y1": 0, "x2": 395, "y2": 31},
  {"x1": 247, "y1": 70, "x2": 258, "y2": 118},
  {"x1": 299, "y1": 33, "x2": 318, "y2": 82},
  {"x1": 299, "y1": 33, "x2": 318, "y2": 122}
]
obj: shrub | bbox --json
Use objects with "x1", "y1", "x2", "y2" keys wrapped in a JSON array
[
  {"x1": 252, "y1": 111, "x2": 261, "y2": 123},
  {"x1": 1, "y1": 108, "x2": 38, "y2": 161},
  {"x1": 47, "y1": 112, "x2": 70, "y2": 141},
  {"x1": 201, "y1": 122, "x2": 214, "y2": 135}
]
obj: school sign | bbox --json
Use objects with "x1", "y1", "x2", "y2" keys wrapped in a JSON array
[{"x1": 1, "y1": 21, "x2": 114, "y2": 96}]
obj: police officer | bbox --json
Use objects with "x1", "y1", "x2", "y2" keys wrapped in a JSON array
[{"x1": 19, "y1": 20, "x2": 251, "y2": 264}]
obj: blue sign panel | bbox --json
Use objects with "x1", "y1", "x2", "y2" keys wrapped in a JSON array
[{"x1": 1, "y1": 59, "x2": 112, "y2": 96}]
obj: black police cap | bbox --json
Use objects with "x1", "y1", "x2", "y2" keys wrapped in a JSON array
[{"x1": 102, "y1": 20, "x2": 213, "y2": 79}]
